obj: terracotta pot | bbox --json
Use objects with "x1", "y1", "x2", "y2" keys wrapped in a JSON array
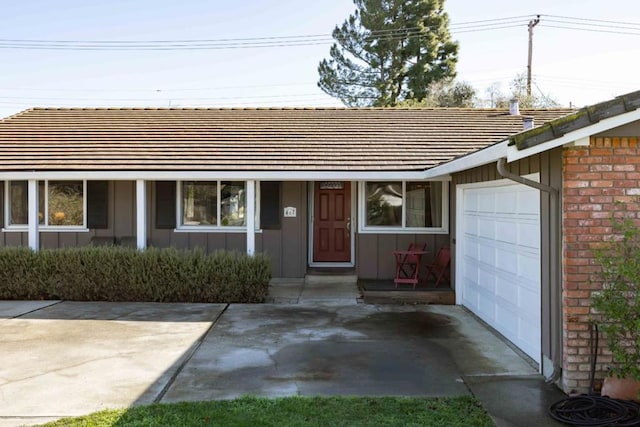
[{"x1": 601, "y1": 376, "x2": 640, "y2": 402}]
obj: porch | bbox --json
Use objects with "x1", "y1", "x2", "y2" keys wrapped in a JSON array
[
  {"x1": 266, "y1": 277, "x2": 455, "y2": 305},
  {"x1": 358, "y1": 279, "x2": 455, "y2": 305}
]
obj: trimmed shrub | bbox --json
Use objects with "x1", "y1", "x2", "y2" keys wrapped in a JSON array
[{"x1": 0, "y1": 246, "x2": 271, "y2": 303}]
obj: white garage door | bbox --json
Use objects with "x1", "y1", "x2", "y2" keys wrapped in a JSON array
[{"x1": 457, "y1": 179, "x2": 541, "y2": 364}]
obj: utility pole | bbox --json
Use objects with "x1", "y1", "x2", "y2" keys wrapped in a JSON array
[{"x1": 527, "y1": 15, "x2": 540, "y2": 97}]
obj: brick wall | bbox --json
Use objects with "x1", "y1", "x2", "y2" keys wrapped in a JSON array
[{"x1": 562, "y1": 136, "x2": 640, "y2": 393}]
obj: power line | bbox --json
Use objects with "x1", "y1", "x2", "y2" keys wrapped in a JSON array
[
  {"x1": 0, "y1": 82, "x2": 318, "y2": 93},
  {"x1": 0, "y1": 16, "x2": 536, "y2": 51},
  {"x1": 0, "y1": 14, "x2": 637, "y2": 52},
  {"x1": 0, "y1": 92, "x2": 327, "y2": 102},
  {"x1": 538, "y1": 24, "x2": 640, "y2": 36},
  {"x1": 541, "y1": 14, "x2": 640, "y2": 28}
]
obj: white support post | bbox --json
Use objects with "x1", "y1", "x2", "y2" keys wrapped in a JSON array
[
  {"x1": 246, "y1": 180, "x2": 256, "y2": 255},
  {"x1": 136, "y1": 179, "x2": 147, "y2": 250},
  {"x1": 27, "y1": 179, "x2": 39, "y2": 251}
]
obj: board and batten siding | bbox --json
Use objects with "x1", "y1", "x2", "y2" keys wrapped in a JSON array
[
  {"x1": 356, "y1": 233, "x2": 449, "y2": 280},
  {"x1": 0, "y1": 180, "x2": 136, "y2": 249},
  {"x1": 148, "y1": 180, "x2": 307, "y2": 279},
  {"x1": 451, "y1": 148, "x2": 562, "y2": 370}
]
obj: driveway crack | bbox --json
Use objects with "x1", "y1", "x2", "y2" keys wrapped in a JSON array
[{"x1": 153, "y1": 303, "x2": 229, "y2": 403}]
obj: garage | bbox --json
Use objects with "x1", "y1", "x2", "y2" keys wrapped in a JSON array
[{"x1": 456, "y1": 178, "x2": 541, "y2": 365}]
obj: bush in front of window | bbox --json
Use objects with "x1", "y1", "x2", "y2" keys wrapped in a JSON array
[{"x1": 0, "y1": 247, "x2": 271, "y2": 303}]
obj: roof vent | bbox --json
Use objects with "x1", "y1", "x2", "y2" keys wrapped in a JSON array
[
  {"x1": 523, "y1": 116, "x2": 535, "y2": 130},
  {"x1": 509, "y1": 98, "x2": 520, "y2": 115}
]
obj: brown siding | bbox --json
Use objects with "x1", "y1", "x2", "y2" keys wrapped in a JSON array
[
  {"x1": 277, "y1": 182, "x2": 307, "y2": 277},
  {"x1": 356, "y1": 233, "x2": 449, "y2": 279},
  {"x1": 147, "y1": 180, "x2": 307, "y2": 278},
  {"x1": 0, "y1": 180, "x2": 136, "y2": 249},
  {"x1": 451, "y1": 150, "x2": 562, "y2": 375}
]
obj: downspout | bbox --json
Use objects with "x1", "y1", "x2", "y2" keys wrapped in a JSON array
[{"x1": 497, "y1": 157, "x2": 562, "y2": 384}]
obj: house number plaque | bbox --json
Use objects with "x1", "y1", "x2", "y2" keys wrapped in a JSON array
[{"x1": 319, "y1": 181, "x2": 344, "y2": 190}]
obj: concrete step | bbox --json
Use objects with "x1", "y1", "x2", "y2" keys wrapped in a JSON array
[{"x1": 304, "y1": 274, "x2": 358, "y2": 286}]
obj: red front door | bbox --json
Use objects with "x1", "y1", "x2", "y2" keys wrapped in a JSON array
[{"x1": 313, "y1": 182, "x2": 351, "y2": 262}]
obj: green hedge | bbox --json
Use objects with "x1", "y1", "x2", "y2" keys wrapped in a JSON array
[{"x1": 0, "y1": 247, "x2": 271, "y2": 303}]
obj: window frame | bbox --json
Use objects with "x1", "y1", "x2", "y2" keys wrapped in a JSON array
[
  {"x1": 3, "y1": 180, "x2": 88, "y2": 231},
  {"x1": 358, "y1": 180, "x2": 449, "y2": 234},
  {"x1": 175, "y1": 180, "x2": 260, "y2": 233}
]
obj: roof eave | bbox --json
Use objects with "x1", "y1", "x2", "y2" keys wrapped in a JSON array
[
  {"x1": 0, "y1": 169, "x2": 451, "y2": 181},
  {"x1": 507, "y1": 105, "x2": 640, "y2": 163},
  {"x1": 509, "y1": 90, "x2": 640, "y2": 152}
]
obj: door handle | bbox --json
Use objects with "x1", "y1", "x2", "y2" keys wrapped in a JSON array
[{"x1": 346, "y1": 218, "x2": 351, "y2": 232}]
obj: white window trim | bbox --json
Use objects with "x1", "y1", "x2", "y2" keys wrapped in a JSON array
[
  {"x1": 174, "y1": 180, "x2": 261, "y2": 233},
  {"x1": 358, "y1": 180, "x2": 449, "y2": 234},
  {"x1": 3, "y1": 180, "x2": 88, "y2": 232}
]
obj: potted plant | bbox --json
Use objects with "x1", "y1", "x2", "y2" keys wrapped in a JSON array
[{"x1": 592, "y1": 211, "x2": 640, "y2": 401}]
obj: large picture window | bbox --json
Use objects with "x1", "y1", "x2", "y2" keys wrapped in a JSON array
[
  {"x1": 5, "y1": 180, "x2": 86, "y2": 228},
  {"x1": 360, "y1": 181, "x2": 447, "y2": 233},
  {"x1": 179, "y1": 181, "x2": 246, "y2": 228}
]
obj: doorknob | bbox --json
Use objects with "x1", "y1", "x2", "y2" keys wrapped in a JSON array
[{"x1": 346, "y1": 218, "x2": 351, "y2": 232}]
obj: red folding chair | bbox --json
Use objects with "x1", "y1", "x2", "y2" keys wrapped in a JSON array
[
  {"x1": 425, "y1": 247, "x2": 451, "y2": 287},
  {"x1": 393, "y1": 243, "x2": 427, "y2": 289}
]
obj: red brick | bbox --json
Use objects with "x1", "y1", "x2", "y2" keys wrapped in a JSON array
[
  {"x1": 613, "y1": 164, "x2": 636, "y2": 171},
  {"x1": 590, "y1": 212, "x2": 613, "y2": 219},
  {"x1": 565, "y1": 257, "x2": 589, "y2": 266},
  {"x1": 590, "y1": 180, "x2": 614, "y2": 188},
  {"x1": 580, "y1": 156, "x2": 605, "y2": 164},
  {"x1": 578, "y1": 188, "x2": 603, "y2": 196},
  {"x1": 614, "y1": 180, "x2": 638, "y2": 188},
  {"x1": 564, "y1": 211, "x2": 590, "y2": 219},
  {"x1": 588, "y1": 226, "x2": 612, "y2": 234},
  {"x1": 613, "y1": 148, "x2": 638, "y2": 155},
  {"x1": 591, "y1": 164, "x2": 614, "y2": 172},
  {"x1": 564, "y1": 156, "x2": 579, "y2": 164},
  {"x1": 590, "y1": 148, "x2": 613, "y2": 156},
  {"x1": 602, "y1": 172, "x2": 627, "y2": 180},
  {"x1": 566, "y1": 172, "x2": 602, "y2": 180},
  {"x1": 565, "y1": 148, "x2": 590, "y2": 157},
  {"x1": 601, "y1": 188, "x2": 626, "y2": 196},
  {"x1": 566, "y1": 180, "x2": 590, "y2": 188},
  {"x1": 565, "y1": 290, "x2": 590, "y2": 299},
  {"x1": 578, "y1": 204, "x2": 603, "y2": 211},
  {"x1": 589, "y1": 196, "x2": 613, "y2": 204}
]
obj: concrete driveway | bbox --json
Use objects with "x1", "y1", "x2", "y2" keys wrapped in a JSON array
[{"x1": 0, "y1": 301, "x2": 564, "y2": 427}]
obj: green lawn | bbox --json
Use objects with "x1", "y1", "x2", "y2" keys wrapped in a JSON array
[{"x1": 40, "y1": 396, "x2": 494, "y2": 427}]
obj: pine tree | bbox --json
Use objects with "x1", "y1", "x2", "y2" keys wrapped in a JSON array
[{"x1": 318, "y1": 0, "x2": 458, "y2": 107}]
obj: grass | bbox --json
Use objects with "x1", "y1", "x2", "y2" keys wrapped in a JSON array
[{"x1": 40, "y1": 396, "x2": 494, "y2": 427}]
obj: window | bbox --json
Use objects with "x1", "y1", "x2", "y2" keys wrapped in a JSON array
[
  {"x1": 179, "y1": 181, "x2": 246, "y2": 228},
  {"x1": 360, "y1": 181, "x2": 447, "y2": 233},
  {"x1": 5, "y1": 180, "x2": 86, "y2": 228}
]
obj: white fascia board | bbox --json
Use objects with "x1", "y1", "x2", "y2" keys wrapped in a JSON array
[
  {"x1": 507, "y1": 108, "x2": 640, "y2": 162},
  {"x1": 0, "y1": 170, "x2": 452, "y2": 181},
  {"x1": 422, "y1": 140, "x2": 508, "y2": 179}
]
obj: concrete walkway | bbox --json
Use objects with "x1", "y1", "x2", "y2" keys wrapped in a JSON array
[{"x1": 0, "y1": 300, "x2": 565, "y2": 427}]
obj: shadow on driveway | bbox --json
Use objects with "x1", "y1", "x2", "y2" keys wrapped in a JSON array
[{"x1": 0, "y1": 301, "x2": 561, "y2": 427}]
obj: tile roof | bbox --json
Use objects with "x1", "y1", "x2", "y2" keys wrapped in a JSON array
[{"x1": 0, "y1": 107, "x2": 574, "y2": 172}]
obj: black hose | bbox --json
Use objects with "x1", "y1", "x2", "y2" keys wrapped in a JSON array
[
  {"x1": 549, "y1": 322, "x2": 640, "y2": 426},
  {"x1": 548, "y1": 395, "x2": 640, "y2": 426}
]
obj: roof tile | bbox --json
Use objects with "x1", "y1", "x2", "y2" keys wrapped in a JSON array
[{"x1": 0, "y1": 107, "x2": 574, "y2": 171}]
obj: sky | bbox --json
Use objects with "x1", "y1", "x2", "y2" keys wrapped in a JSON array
[{"x1": 0, "y1": 0, "x2": 639, "y2": 118}]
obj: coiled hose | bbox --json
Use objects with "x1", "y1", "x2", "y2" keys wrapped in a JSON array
[{"x1": 548, "y1": 323, "x2": 640, "y2": 426}]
